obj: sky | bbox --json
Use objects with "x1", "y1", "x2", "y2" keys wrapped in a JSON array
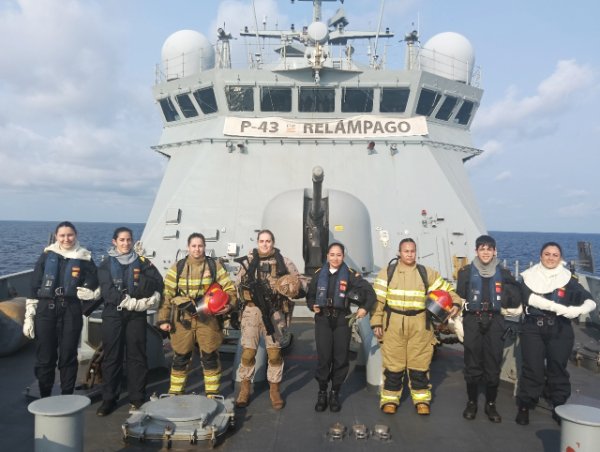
[{"x1": 0, "y1": 0, "x2": 598, "y2": 233}]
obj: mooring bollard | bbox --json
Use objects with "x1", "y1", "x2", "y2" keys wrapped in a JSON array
[
  {"x1": 555, "y1": 404, "x2": 600, "y2": 452},
  {"x1": 28, "y1": 395, "x2": 91, "y2": 452}
]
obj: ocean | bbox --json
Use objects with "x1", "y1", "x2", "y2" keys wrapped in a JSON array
[{"x1": 0, "y1": 221, "x2": 598, "y2": 277}]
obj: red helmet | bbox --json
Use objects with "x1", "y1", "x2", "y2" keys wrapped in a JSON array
[
  {"x1": 426, "y1": 290, "x2": 453, "y2": 322},
  {"x1": 201, "y1": 282, "x2": 230, "y2": 314}
]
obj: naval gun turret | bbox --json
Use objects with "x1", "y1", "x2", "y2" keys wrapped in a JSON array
[{"x1": 303, "y1": 166, "x2": 329, "y2": 274}]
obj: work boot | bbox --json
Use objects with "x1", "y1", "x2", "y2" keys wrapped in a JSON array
[
  {"x1": 235, "y1": 379, "x2": 251, "y2": 408},
  {"x1": 515, "y1": 407, "x2": 529, "y2": 425},
  {"x1": 269, "y1": 382, "x2": 284, "y2": 410},
  {"x1": 415, "y1": 403, "x2": 430, "y2": 415},
  {"x1": 484, "y1": 402, "x2": 502, "y2": 423},
  {"x1": 329, "y1": 390, "x2": 341, "y2": 412},
  {"x1": 96, "y1": 399, "x2": 117, "y2": 417},
  {"x1": 463, "y1": 401, "x2": 478, "y2": 420},
  {"x1": 128, "y1": 399, "x2": 144, "y2": 413},
  {"x1": 315, "y1": 391, "x2": 328, "y2": 412},
  {"x1": 381, "y1": 403, "x2": 397, "y2": 414}
]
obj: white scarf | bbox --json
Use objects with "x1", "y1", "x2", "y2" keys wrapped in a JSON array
[
  {"x1": 44, "y1": 240, "x2": 92, "y2": 261},
  {"x1": 521, "y1": 261, "x2": 571, "y2": 294}
]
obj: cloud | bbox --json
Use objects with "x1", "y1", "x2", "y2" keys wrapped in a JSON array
[
  {"x1": 557, "y1": 202, "x2": 600, "y2": 218},
  {"x1": 474, "y1": 59, "x2": 596, "y2": 138},
  {"x1": 466, "y1": 139, "x2": 502, "y2": 168},
  {"x1": 562, "y1": 188, "x2": 590, "y2": 198},
  {"x1": 494, "y1": 171, "x2": 511, "y2": 181}
]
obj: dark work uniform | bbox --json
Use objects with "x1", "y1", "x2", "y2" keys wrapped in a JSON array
[
  {"x1": 456, "y1": 264, "x2": 521, "y2": 399},
  {"x1": 98, "y1": 255, "x2": 163, "y2": 404},
  {"x1": 32, "y1": 251, "x2": 98, "y2": 397},
  {"x1": 518, "y1": 276, "x2": 592, "y2": 409},
  {"x1": 307, "y1": 264, "x2": 376, "y2": 391}
]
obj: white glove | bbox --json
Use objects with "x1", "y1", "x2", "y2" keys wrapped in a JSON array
[
  {"x1": 501, "y1": 305, "x2": 523, "y2": 317},
  {"x1": 77, "y1": 286, "x2": 100, "y2": 301},
  {"x1": 118, "y1": 294, "x2": 139, "y2": 311},
  {"x1": 23, "y1": 298, "x2": 38, "y2": 339},
  {"x1": 448, "y1": 315, "x2": 464, "y2": 343},
  {"x1": 132, "y1": 297, "x2": 150, "y2": 311},
  {"x1": 145, "y1": 291, "x2": 161, "y2": 311},
  {"x1": 528, "y1": 293, "x2": 569, "y2": 315},
  {"x1": 562, "y1": 300, "x2": 596, "y2": 319}
]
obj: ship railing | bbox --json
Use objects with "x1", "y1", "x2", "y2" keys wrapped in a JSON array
[{"x1": 0, "y1": 269, "x2": 33, "y2": 300}]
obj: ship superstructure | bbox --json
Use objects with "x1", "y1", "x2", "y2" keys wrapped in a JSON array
[{"x1": 141, "y1": 0, "x2": 486, "y2": 280}]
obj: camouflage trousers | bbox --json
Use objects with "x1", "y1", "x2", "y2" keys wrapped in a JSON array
[{"x1": 238, "y1": 305, "x2": 286, "y2": 383}]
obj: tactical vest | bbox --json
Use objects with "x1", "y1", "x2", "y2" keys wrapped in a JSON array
[
  {"x1": 109, "y1": 256, "x2": 141, "y2": 295},
  {"x1": 315, "y1": 263, "x2": 350, "y2": 309},
  {"x1": 38, "y1": 251, "x2": 81, "y2": 298},
  {"x1": 245, "y1": 248, "x2": 288, "y2": 283},
  {"x1": 465, "y1": 265, "x2": 503, "y2": 312}
]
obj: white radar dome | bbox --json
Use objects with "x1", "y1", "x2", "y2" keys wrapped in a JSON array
[
  {"x1": 161, "y1": 30, "x2": 215, "y2": 81},
  {"x1": 419, "y1": 32, "x2": 475, "y2": 83},
  {"x1": 307, "y1": 21, "x2": 329, "y2": 44}
]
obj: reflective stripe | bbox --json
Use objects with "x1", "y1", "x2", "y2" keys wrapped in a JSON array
[
  {"x1": 388, "y1": 289, "x2": 425, "y2": 297},
  {"x1": 380, "y1": 393, "x2": 400, "y2": 406},
  {"x1": 386, "y1": 300, "x2": 426, "y2": 310},
  {"x1": 204, "y1": 373, "x2": 221, "y2": 393},
  {"x1": 411, "y1": 390, "x2": 431, "y2": 402},
  {"x1": 429, "y1": 276, "x2": 453, "y2": 292},
  {"x1": 169, "y1": 370, "x2": 187, "y2": 394}
]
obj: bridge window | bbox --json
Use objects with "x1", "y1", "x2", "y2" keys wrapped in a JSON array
[
  {"x1": 193, "y1": 87, "x2": 218, "y2": 114},
  {"x1": 299, "y1": 87, "x2": 335, "y2": 112},
  {"x1": 261, "y1": 87, "x2": 292, "y2": 112},
  {"x1": 435, "y1": 95, "x2": 458, "y2": 121},
  {"x1": 416, "y1": 88, "x2": 441, "y2": 116},
  {"x1": 225, "y1": 86, "x2": 254, "y2": 112},
  {"x1": 159, "y1": 97, "x2": 180, "y2": 122},
  {"x1": 342, "y1": 88, "x2": 373, "y2": 112},
  {"x1": 175, "y1": 93, "x2": 199, "y2": 118},
  {"x1": 455, "y1": 100, "x2": 475, "y2": 125},
  {"x1": 380, "y1": 88, "x2": 410, "y2": 113}
]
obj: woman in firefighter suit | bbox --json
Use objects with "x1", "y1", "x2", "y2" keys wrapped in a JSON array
[
  {"x1": 306, "y1": 243, "x2": 376, "y2": 412},
  {"x1": 234, "y1": 229, "x2": 302, "y2": 410},
  {"x1": 371, "y1": 238, "x2": 461, "y2": 415},
  {"x1": 24, "y1": 221, "x2": 99, "y2": 397},
  {"x1": 515, "y1": 242, "x2": 596, "y2": 426},
  {"x1": 95, "y1": 227, "x2": 164, "y2": 417},
  {"x1": 157, "y1": 233, "x2": 236, "y2": 396}
]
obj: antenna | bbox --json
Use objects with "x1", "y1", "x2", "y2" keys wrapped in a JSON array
[
  {"x1": 373, "y1": 0, "x2": 386, "y2": 67},
  {"x1": 252, "y1": 0, "x2": 263, "y2": 67}
]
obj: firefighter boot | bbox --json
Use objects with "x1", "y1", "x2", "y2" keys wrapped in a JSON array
[
  {"x1": 269, "y1": 382, "x2": 285, "y2": 410},
  {"x1": 235, "y1": 379, "x2": 251, "y2": 408}
]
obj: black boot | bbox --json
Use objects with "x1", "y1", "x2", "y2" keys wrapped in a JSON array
[
  {"x1": 315, "y1": 391, "x2": 328, "y2": 412},
  {"x1": 515, "y1": 407, "x2": 529, "y2": 425},
  {"x1": 329, "y1": 390, "x2": 341, "y2": 412},
  {"x1": 96, "y1": 399, "x2": 117, "y2": 417},
  {"x1": 484, "y1": 402, "x2": 502, "y2": 423},
  {"x1": 463, "y1": 401, "x2": 478, "y2": 420}
]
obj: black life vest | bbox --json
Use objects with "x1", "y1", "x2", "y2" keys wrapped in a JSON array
[
  {"x1": 109, "y1": 256, "x2": 141, "y2": 295},
  {"x1": 465, "y1": 264, "x2": 503, "y2": 312},
  {"x1": 38, "y1": 251, "x2": 81, "y2": 298},
  {"x1": 526, "y1": 285, "x2": 568, "y2": 317},
  {"x1": 315, "y1": 263, "x2": 350, "y2": 309}
]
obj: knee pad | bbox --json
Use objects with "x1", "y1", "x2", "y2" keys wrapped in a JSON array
[
  {"x1": 241, "y1": 348, "x2": 257, "y2": 367},
  {"x1": 383, "y1": 369, "x2": 405, "y2": 391},
  {"x1": 408, "y1": 369, "x2": 429, "y2": 389},
  {"x1": 200, "y1": 350, "x2": 220, "y2": 371},
  {"x1": 266, "y1": 348, "x2": 283, "y2": 366},
  {"x1": 172, "y1": 352, "x2": 192, "y2": 371}
]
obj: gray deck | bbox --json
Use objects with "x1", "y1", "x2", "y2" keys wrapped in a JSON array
[{"x1": 2, "y1": 318, "x2": 599, "y2": 451}]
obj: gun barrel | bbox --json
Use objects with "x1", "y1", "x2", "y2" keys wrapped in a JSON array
[{"x1": 310, "y1": 166, "x2": 324, "y2": 219}]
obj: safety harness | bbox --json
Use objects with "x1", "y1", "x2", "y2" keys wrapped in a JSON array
[{"x1": 38, "y1": 252, "x2": 81, "y2": 298}]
